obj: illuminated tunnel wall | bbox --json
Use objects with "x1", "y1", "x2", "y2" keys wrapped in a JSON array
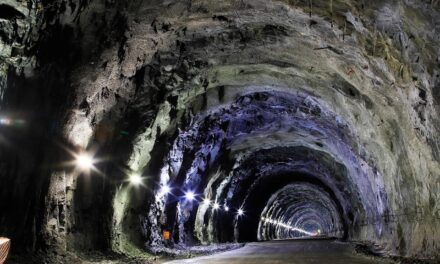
[{"x1": 144, "y1": 90, "x2": 388, "y2": 246}]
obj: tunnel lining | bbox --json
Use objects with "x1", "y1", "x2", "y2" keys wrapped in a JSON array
[{"x1": 139, "y1": 89, "x2": 388, "y2": 248}]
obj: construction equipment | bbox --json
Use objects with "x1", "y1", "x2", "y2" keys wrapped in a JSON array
[{"x1": 0, "y1": 237, "x2": 10, "y2": 264}]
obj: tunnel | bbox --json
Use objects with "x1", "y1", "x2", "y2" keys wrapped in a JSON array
[{"x1": 0, "y1": 0, "x2": 439, "y2": 263}]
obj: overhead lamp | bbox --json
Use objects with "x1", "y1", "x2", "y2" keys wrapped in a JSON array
[
  {"x1": 213, "y1": 202, "x2": 220, "y2": 210},
  {"x1": 237, "y1": 209, "x2": 244, "y2": 216},
  {"x1": 129, "y1": 174, "x2": 143, "y2": 185},
  {"x1": 203, "y1": 198, "x2": 211, "y2": 205},
  {"x1": 76, "y1": 152, "x2": 95, "y2": 170},
  {"x1": 224, "y1": 205, "x2": 229, "y2": 212},
  {"x1": 0, "y1": 117, "x2": 12, "y2": 126},
  {"x1": 159, "y1": 184, "x2": 171, "y2": 195},
  {"x1": 185, "y1": 191, "x2": 195, "y2": 201}
]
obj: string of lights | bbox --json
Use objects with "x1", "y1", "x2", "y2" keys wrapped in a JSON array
[
  {"x1": 71, "y1": 151, "x2": 250, "y2": 218},
  {"x1": 156, "y1": 184, "x2": 245, "y2": 216},
  {"x1": 260, "y1": 217, "x2": 319, "y2": 237},
  {"x1": 71, "y1": 150, "x2": 329, "y2": 226},
  {"x1": 68, "y1": 149, "x2": 324, "y2": 241}
]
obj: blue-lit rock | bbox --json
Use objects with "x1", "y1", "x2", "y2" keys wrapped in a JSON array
[{"x1": 148, "y1": 90, "x2": 388, "y2": 247}]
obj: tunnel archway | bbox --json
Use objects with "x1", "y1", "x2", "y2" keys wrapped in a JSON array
[
  {"x1": 2, "y1": 0, "x2": 439, "y2": 262},
  {"x1": 138, "y1": 89, "x2": 388, "y2": 248}
]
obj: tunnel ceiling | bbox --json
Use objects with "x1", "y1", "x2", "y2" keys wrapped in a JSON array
[{"x1": 0, "y1": 0, "x2": 440, "y2": 262}]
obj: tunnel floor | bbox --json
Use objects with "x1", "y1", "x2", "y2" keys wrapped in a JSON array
[{"x1": 164, "y1": 239, "x2": 392, "y2": 264}]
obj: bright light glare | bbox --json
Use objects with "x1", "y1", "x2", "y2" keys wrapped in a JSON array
[
  {"x1": 0, "y1": 118, "x2": 11, "y2": 125},
  {"x1": 237, "y1": 209, "x2": 244, "y2": 216},
  {"x1": 185, "y1": 191, "x2": 195, "y2": 201},
  {"x1": 213, "y1": 203, "x2": 220, "y2": 210},
  {"x1": 160, "y1": 185, "x2": 171, "y2": 195},
  {"x1": 224, "y1": 205, "x2": 229, "y2": 211},
  {"x1": 129, "y1": 174, "x2": 143, "y2": 185},
  {"x1": 203, "y1": 198, "x2": 211, "y2": 205},
  {"x1": 76, "y1": 153, "x2": 94, "y2": 170}
]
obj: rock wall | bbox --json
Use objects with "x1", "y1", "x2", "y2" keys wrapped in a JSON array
[{"x1": 0, "y1": 0, "x2": 439, "y2": 261}]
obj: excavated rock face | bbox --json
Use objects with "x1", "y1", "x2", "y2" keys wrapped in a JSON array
[
  {"x1": 0, "y1": 0, "x2": 39, "y2": 100},
  {"x1": 0, "y1": 0, "x2": 439, "y2": 261}
]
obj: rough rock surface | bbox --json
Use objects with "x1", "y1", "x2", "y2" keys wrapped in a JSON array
[{"x1": 0, "y1": 0, "x2": 439, "y2": 263}]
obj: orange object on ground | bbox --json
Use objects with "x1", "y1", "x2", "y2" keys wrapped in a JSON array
[
  {"x1": 163, "y1": 230, "x2": 171, "y2": 240},
  {"x1": 0, "y1": 237, "x2": 10, "y2": 264}
]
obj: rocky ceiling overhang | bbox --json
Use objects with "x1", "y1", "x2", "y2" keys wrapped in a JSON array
[{"x1": 0, "y1": 0, "x2": 439, "y2": 261}]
